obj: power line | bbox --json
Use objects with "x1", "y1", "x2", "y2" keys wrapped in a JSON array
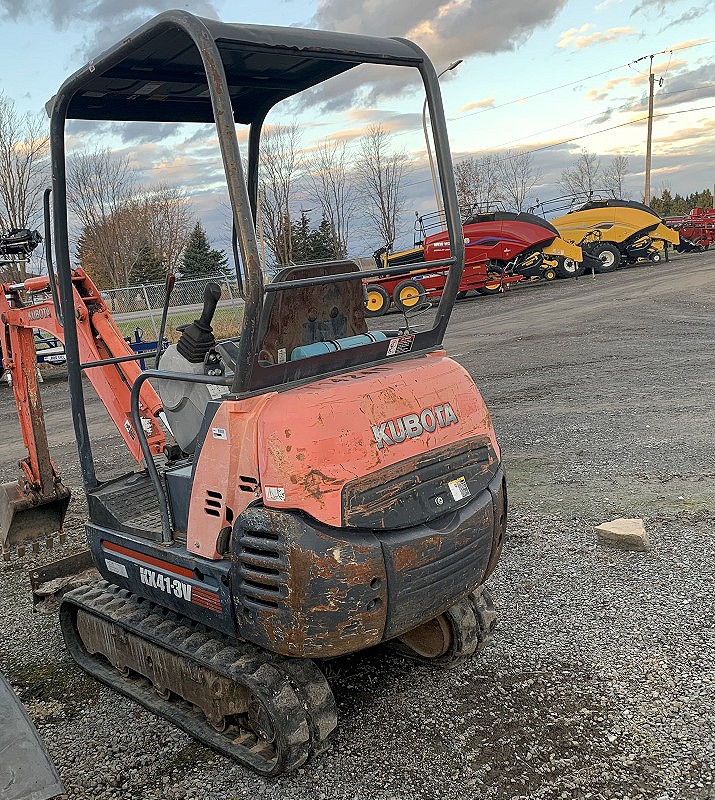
[
  {"x1": 403, "y1": 102, "x2": 715, "y2": 188},
  {"x1": 445, "y1": 39, "x2": 711, "y2": 123}
]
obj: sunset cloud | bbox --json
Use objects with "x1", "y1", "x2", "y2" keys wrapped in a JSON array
[
  {"x1": 459, "y1": 98, "x2": 495, "y2": 113},
  {"x1": 557, "y1": 24, "x2": 637, "y2": 49}
]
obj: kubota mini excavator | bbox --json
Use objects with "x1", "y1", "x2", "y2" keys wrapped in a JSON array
[{"x1": 4, "y1": 12, "x2": 506, "y2": 776}]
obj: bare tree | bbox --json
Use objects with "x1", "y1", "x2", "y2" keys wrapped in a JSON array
[
  {"x1": 69, "y1": 150, "x2": 192, "y2": 287},
  {"x1": 559, "y1": 149, "x2": 602, "y2": 199},
  {"x1": 0, "y1": 92, "x2": 50, "y2": 280},
  {"x1": 135, "y1": 183, "x2": 192, "y2": 274},
  {"x1": 259, "y1": 122, "x2": 303, "y2": 265},
  {"x1": 454, "y1": 155, "x2": 502, "y2": 216},
  {"x1": 497, "y1": 149, "x2": 542, "y2": 212},
  {"x1": 356, "y1": 124, "x2": 408, "y2": 249},
  {"x1": 67, "y1": 147, "x2": 138, "y2": 286},
  {"x1": 306, "y1": 139, "x2": 358, "y2": 259},
  {"x1": 603, "y1": 154, "x2": 630, "y2": 200}
]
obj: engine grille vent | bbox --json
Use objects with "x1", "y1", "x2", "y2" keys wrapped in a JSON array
[{"x1": 235, "y1": 530, "x2": 287, "y2": 610}]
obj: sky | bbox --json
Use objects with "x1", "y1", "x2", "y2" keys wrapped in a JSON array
[{"x1": 0, "y1": 0, "x2": 713, "y2": 257}]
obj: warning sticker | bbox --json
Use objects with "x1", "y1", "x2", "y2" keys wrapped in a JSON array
[
  {"x1": 387, "y1": 335, "x2": 415, "y2": 356},
  {"x1": 265, "y1": 486, "x2": 286, "y2": 502},
  {"x1": 447, "y1": 476, "x2": 471, "y2": 501}
]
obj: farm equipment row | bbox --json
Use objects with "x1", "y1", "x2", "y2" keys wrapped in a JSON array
[
  {"x1": 364, "y1": 209, "x2": 584, "y2": 316},
  {"x1": 363, "y1": 195, "x2": 683, "y2": 316}
]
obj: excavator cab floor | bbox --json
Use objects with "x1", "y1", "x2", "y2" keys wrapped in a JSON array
[{"x1": 87, "y1": 472, "x2": 164, "y2": 541}]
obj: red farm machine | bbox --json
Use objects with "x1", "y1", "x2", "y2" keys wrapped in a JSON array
[
  {"x1": 1, "y1": 12, "x2": 506, "y2": 777},
  {"x1": 665, "y1": 207, "x2": 715, "y2": 253},
  {"x1": 364, "y1": 208, "x2": 584, "y2": 317}
]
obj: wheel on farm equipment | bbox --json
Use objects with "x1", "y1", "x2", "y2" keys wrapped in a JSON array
[
  {"x1": 390, "y1": 586, "x2": 497, "y2": 668},
  {"x1": 477, "y1": 279, "x2": 502, "y2": 296},
  {"x1": 364, "y1": 285, "x2": 390, "y2": 317},
  {"x1": 589, "y1": 242, "x2": 621, "y2": 273},
  {"x1": 556, "y1": 257, "x2": 585, "y2": 279},
  {"x1": 542, "y1": 266, "x2": 557, "y2": 281},
  {"x1": 393, "y1": 279, "x2": 427, "y2": 312}
]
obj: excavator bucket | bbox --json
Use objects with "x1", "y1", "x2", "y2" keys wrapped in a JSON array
[
  {"x1": 0, "y1": 481, "x2": 71, "y2": 560},
  {"x1": 0, "y1": 673, "x2": 64, "y2": 800}
]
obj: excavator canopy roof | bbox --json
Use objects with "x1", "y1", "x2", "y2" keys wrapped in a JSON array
[{"x1": 58, "y1": 13, "x2": 423, "y2": 124}]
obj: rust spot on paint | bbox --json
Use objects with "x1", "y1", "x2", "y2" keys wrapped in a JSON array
[
  {"x1": 393, "y1": 546, "x2": 419, "y2": 572},
  {"x1": 302, "y1": 469, "x2": 341, "y2": 503}
]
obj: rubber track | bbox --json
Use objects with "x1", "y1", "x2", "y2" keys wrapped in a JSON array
[{"x1": 59, "y1": 582, "x2": 337, "y2": 776}]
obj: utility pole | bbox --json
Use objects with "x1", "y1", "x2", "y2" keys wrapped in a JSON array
[{"x1": 644, "y1": 54, "x2": 655, "y2": 206}]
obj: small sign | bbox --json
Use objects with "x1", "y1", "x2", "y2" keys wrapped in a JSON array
[
  {"x1": 277, "y1": 348, "x2": 287, "y2": 364},
  {"x1": 387, "y1": 335, "x2": 415, "y2": 356},
  {"x1": 211, "y1": 427, "x2": 228, "y2": 440},
  {"x1": 265, "y1": 486, "x2": 286, "y2": 502},
  {"x1": 105, "y1": 558, "x2": 128, "y2": 578},
  {"x1": 448, "y1": 476, "x2": 471, "y2": 501},
  {"x1": 207, "y1": 384, "x2": 230, "y2": 400}
]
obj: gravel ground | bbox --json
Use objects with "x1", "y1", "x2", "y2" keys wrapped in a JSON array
[{"x1": 1, "y1": 250, "x2": 714, "y2": 800}]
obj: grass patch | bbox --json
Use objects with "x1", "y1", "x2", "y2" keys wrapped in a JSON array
[
  {"x1": 8, "y1": 659, "x2": 100, "y2": 716},
  {"x1": 115, "y1": 306, "x2": 243, "y2": 344}
]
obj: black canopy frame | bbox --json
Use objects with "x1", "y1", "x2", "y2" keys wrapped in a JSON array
[{"x1": 47, "y1": 10, "x2": 466, "y2": 492}]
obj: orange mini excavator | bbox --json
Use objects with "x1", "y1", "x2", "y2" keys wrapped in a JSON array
[{"x1": 3, "y1": 12, "x2": 506, "y2": 775}]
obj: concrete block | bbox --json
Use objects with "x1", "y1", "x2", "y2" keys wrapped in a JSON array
[{"x1": 595, "y1": 517, "x2": 650, "y2": 551}]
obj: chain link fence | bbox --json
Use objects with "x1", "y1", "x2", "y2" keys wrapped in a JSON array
[{"x1": 102, "y1": 274, "x2": 244, "y2": 343}]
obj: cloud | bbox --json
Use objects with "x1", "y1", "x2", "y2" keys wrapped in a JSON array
[
  {"x1": 585, "y1": 76, "x2": 629, "y2": 102},
  {"x1": 595, "y1": 0, "x2": 627, "y2": 11},
  {"x1": 460, "y1": 98, "x2": 495, "y2": 113},
  {"x1": 654, "y1": 123, "x2": 715, "y2": 145},
  {"x1": 626, "y1": 62, "x2": 715, "y2": 112},
  {"x1": 0, "y1": 1, "x2": 220, "y2": 57},
  {"x1": 557, "y1": 24, "x2": 637, "y2": 49},
  {"x1": 661, "y1": 5, "x2": 712, "y2": 30},
  {"x1": 668, "y1": 37, "x2": 710, "y2": 52},
  {"x1": 305, "y1": 0, "x2": 567, "y2": 110}
]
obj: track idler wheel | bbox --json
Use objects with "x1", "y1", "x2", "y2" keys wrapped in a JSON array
[{"x1": 390, "y1": 586, "x2": 496, "y2": 668}]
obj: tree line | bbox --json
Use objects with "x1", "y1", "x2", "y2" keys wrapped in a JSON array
[{"x1": 649, "y1": 188, "x2": 714, "y2": 218}]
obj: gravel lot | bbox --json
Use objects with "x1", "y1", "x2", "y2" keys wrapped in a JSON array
[{"x1": 1, "y1": 250, "x2": 713, "y2": 800}]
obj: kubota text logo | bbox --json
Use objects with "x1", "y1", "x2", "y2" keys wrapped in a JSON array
[{"x1": 372, "y1": 404, "x2": 458, "y2": 449}]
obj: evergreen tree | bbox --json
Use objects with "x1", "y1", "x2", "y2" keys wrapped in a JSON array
[
  {"x1": 181, "y1": 222, "x2": 228, "y2": 278},
  {"x1": 290, "y1": 213, "x2": 339, "y2": 263},
  {"x1": 129, "y1": 240, "x2": 166, "y2": 285},
  {"x1": 650, "y1": 187, "x2": 713, "y2": 217},
  {"x1": 291, "y1": 212, "x2": 312, "y2": 264},
  {"x1": 311, "y1": 216, "x2": 338, "y2": 260}
]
